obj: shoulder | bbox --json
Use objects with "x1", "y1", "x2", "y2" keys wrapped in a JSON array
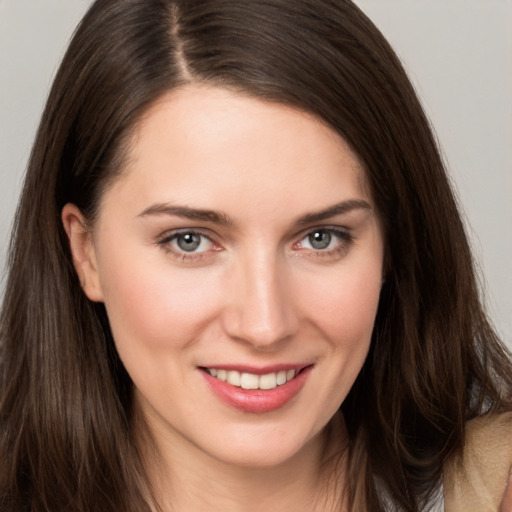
[{"x1": 444, "y1": 411, "x2": 512, "y2": 512}]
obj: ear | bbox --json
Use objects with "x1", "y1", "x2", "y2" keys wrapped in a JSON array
[{"x1": 61, "y1": 203, "x2": 104, "y2": 302}]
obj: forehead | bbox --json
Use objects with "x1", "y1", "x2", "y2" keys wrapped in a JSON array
[{"x1": 100, "y1": 84, "x2": 372, "y2": 222}]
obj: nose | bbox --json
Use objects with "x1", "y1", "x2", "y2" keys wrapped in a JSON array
[{"x1": 222, "y1": 250, "x2": 298, "y2": 350}]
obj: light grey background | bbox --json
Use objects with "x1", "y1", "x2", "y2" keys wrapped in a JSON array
[{"x1": 1, "y1": 1, "x2": 511, "y2": 348}]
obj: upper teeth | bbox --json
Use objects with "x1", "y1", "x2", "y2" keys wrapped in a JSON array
[{"x1": 207, "y1": 369, "x2": 296, "y2": 390}]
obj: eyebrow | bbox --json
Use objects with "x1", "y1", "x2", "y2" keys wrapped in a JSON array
[
  {"x1": 138, "y1": 199, "x2": 372, "y2": 226},
  {"x1": 295, "y1": 199, "x2": 372, "y2": 225},
  {"x1": 138, "y1": 203, "x2": 233, "y2": 225}
]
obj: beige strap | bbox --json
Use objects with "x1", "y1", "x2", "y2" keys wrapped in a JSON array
[{"x1": 444, "y1": 412, "x2": 512, "y2": 512}]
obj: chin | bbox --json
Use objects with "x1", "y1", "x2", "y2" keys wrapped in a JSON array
[{"x1": 202, "y1": 421, "x2": 326, "y2": 470}]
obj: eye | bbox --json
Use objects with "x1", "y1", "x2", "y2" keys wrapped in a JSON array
[
  {"x1": 303, "y1": 230, "x2": 335, "y2": 250},
  {"x1": 174, "y1": 232, "x2": 208, "y2": 252},
  {"x1": 300, "y1": 229, "x2": 347, "y2": 250},
  {"x1": 159, "y1": 230, "x2": 214, "y2": 254},
  {"x1": 293, "y1": 227, "x2": 354, "y2": 259}
]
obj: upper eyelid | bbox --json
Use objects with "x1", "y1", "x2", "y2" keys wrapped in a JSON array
[
  {"x1": 296, "y1": 226, "x2": 354, "y2": 258},
  {"x1": 292, "y1": 226, "x2": 353, "y2": 250},
  {"x1": 157, "y1": 230, "x2": 217, "y2": 260},
  {"x1": 296, "y1": 225, "x2": 351, "y2": 240},
  {"x1": 158, "y1": 227, "x2": 215, "y2": 242},
  {"x1": 156, "y1": 225, "x2": 352, "y2": 247}
]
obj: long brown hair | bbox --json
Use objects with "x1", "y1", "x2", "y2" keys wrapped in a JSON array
[{"x1": 1, "y1": 1, "x2": 511, "y2": 510}]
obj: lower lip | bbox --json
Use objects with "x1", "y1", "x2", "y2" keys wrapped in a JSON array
[{"x1": 201, "y1": 367, "x2": 312, "y2": 413}]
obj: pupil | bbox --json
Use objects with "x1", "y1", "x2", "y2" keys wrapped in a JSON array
[
  {"x1": 177, "y1": 233, "x2": 200, "y2": 251},
  {"x1": 309, "y1": 230, "x2": 331, "y2": 250}
]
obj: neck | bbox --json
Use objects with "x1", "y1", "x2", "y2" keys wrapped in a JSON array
[{"x1": 139, "y1": 413, "x2": 349, "y2": 512}]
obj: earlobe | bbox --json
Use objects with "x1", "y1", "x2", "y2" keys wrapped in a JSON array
[{"x1": 61, "y1": 203, "x2": 104, "y2": 302}]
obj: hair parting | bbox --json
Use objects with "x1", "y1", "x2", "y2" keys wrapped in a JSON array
[{"x1": 1, "y1": 1, "x2": 511, "y2": 511}]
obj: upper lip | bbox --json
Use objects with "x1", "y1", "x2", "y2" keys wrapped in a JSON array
[{"x1": 199, "y1": 363, "x2": 313, "y2": 375}]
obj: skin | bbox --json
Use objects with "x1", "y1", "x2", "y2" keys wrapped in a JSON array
[
  {"x1": 501, "y1": 470, "x2": 512, "y2": 512},
  {"x1": 63, "y1": 84, "x2": 384, "y2": 511}
]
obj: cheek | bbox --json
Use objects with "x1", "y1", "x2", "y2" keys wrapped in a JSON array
[
  {"x1": 301, "y1": 261, "x2": 382, "y2": 347},
  {"x1": 96, "y1": 246, "x2": 224, "y2": 351},
  {"x1": 292, "y1": 259, "x2": 382, "y2": 429}
]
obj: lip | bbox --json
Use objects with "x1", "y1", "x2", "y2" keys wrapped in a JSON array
[
  {"x1": 199, "y1": 364, "x2": 313, "y2": 413},
  {"x1": 202, "y1": 363, "x2": 307, "y2": 375}
]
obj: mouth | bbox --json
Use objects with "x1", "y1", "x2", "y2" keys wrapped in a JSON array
[
  {"x1": 199, "y1": 364, "x2": 313, "y2": 413},
  {"x1": 202, "y1": 367, "x2": 300, "y2": 390}
]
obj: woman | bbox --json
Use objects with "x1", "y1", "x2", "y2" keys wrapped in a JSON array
[{"x1": 1, "y1": 1, "x2": 511, "y2": 510}]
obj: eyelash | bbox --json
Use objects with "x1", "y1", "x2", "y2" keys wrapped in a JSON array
[
  {"x1": 157, "y1": 229, "x2": 218, "y2": 261},
  {"x1": 293, "y1": 227, "x2": 354, "y2": 260},
  {"x1": 156, "y1": 227, "x2": 354, "y2": 262}
]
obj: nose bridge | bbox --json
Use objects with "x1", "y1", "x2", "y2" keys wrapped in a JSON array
[{"x1": 225, "y1": 246, "x2": 297, "y2": 348}]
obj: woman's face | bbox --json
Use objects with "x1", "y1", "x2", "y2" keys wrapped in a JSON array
[{"x1": 67, "y1": 85, "x2": 384, "y2": 468}]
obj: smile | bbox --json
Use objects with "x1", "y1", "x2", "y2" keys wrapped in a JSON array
[
  {"x1": 206, "y1": 368, "x2": 297, "y2": 390},
  {"x1": 200, "y1": 365, "x2": 312, "y2": 413}
]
